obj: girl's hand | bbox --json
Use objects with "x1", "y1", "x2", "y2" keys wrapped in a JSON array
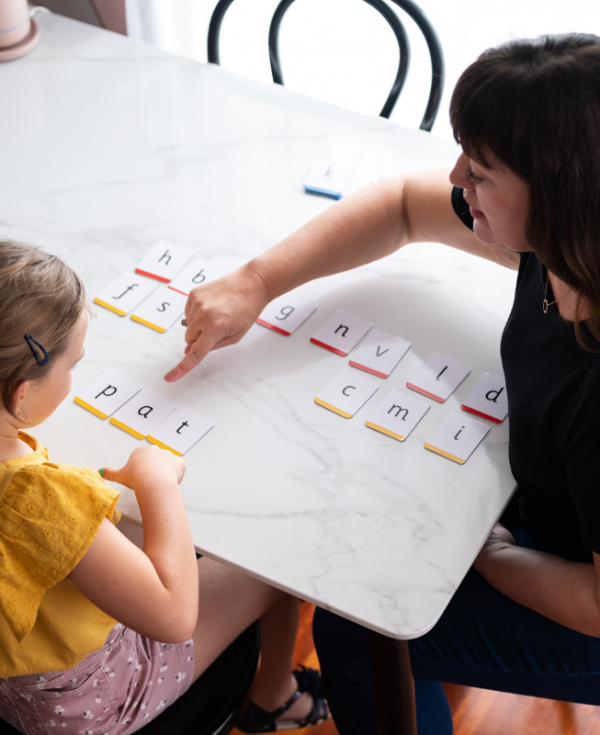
[{"x1": 101, "y1": 445, "x2": 186, "y2": 490}]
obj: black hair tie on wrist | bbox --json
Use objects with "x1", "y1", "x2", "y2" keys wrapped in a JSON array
[{"x1": 24, "y1": 334, "x2": 50, "y2": 366}]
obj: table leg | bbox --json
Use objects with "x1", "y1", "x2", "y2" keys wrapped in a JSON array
[{"x1": 369, "y1": 631, "x2": 417, "y2": 735}]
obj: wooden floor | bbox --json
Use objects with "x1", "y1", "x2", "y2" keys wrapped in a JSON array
[{"x1": 233, "y1": 602, "x2": 600, "y2": 735}]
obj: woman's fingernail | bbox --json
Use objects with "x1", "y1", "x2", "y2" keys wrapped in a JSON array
[
  {"x1": 165, "y1": 371, "x2": 176, "y2": 381},
  {"x1": 98, "y1": 468, "x2": 104, "y2": 478}
]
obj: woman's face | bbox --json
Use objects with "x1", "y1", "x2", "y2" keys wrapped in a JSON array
[{"x1": 449, "y1": 150, "x2": 532, "y2": 253}]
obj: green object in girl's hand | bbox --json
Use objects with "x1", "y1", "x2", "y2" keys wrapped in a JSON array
[{"x1": 98, "y1": 468, "x2": 104, "y2": 478}]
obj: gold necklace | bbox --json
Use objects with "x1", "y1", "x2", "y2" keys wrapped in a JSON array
[{"x1": 543, "y1": 274, "x2": 569, "y2": 314}]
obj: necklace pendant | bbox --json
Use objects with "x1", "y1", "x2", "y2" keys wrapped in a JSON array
[{"x1": 543, "y1": 299, "x2": 549, "y2": 314}]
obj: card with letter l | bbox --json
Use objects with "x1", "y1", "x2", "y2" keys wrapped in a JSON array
[
  {"x1": 147, "y1": 406, "x2": 214, "y2": 456},
  {"x1": 461, "y1": 373, "x2": 508, "y2": 423},
  {"x1": 349, "y1": 330, "x2": 410, "y2": 378},
  {"x1": 94, "y1": 273, "x2": 157, "y2": 316},
  {"x1": 315, "y1": 368, "x2": 379, "y2": 418},
  {"x1": 109, "y1": 388, "x2": 178, "y2": 439},
  {"x1": 257, "y1": 295, "x2": 317, "y2": 335},
  {"x1": 407, "y1": 353, "x2": 471, "y2": 402},
  {"x1": 310, "y1": 309, "x2": 372, "y2": 357},
  {"x1": 130, "y1": 286, "x2": 187, "y2": 333},
  {"x1": 424, "y1": 412, "x2": 490, "y2": 464},
  {"x1": 74, "y1": 369, "x2": 142, "y2": 419}
]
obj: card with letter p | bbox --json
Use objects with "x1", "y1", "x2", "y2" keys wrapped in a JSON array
[{"x1": 74, "y1": 369, "x2": 142, "y2": 419}]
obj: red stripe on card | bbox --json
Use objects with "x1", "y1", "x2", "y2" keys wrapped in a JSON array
[
  {"x1": 135, "y1": 268, "x2": 170, "y2": 283},
  {"x1": 310, "y1": 338, "x2": 348, "y2": 356},
  {"x1": 168, "y1": 285, "x2": 189, "y2": 296},
  {"x1": 460, "y1": 405, "x2": 502, "y2": 424},
  {"x1": 256, "y1": 319, "x2": 291, "y2": 336},
  {"x1": 406, "y1": 383, "x2": 445, "y2": 402},
  {"x1": 348, "y1": 361, "x2": 388, "y2": 379}
]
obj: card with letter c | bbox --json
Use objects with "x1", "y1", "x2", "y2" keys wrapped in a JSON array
[
  {"x1": 257, "y1": 295, "x2": 317, "y2": 336},
  {"x1": 349, "y1": 330, "x2": 410, "y2": 378},
  {"x1": 109, "y1": 388, "x2": 178, "y2": 439},
  {"x1": 94, "y1": 273, "x2": 157, "y2": 316},
  {"x1": 147, "y1": 405, "x2": 214, "y2": 456},
  {"x1": 315, "y1": 368, "x2": 379, "y2": 418},
  {"x1": 135, "y1": 241, "x2": 194, "y2": 283},
  {"x1": 365, "y1": 389, "x2": 429, "y2": 441},
  {"x1": 407, "y1": 353, "x2": 471, "y2": 403},
  {"x1": 310, "y1": 309, "x2": 372, "y2": 356},
  {"x1": 461, "y1": 373, "x2": 508, "y2": 423},
  {"x1": 130, "y1": 286, "x2": 188, "y2": 333},
  {"x1": 424, "y1": 412, "x2": 490, "y2": 464},
  {"x1": 74, "y1": 369, "x2": 142, "y2": 419}
]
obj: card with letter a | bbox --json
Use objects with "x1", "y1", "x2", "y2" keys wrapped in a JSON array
[
  {"x1": 407, "y1": 353, "x2": 471, "y2": 403},
  {"x1": 94, "y1": 273, "x2": 157, "y2": 316},
  {"x1": 461, "y1": 373, "x2": 508, "y2": 423},
  {"x1": 147, "y1": 406, "x2": 214, "y2": 456},
  {"x1": 349, "y1": 330, "x2": 410, "y2": 378},
  {"x1": 424, "y1": 412, "x2": 490, "y2": 464},
  {"x1": 109, "y1": 388, "x2": 178, "y2": 439},
  {"x1": 315, "y1": 368, "x2": 379, "y2": 418},
  {"x1": 257, "y1": 295, "x2": 317, "y2": 336},
  {"x1": 130, "y1": 286, "x2": 188, "y2": 333},
  {"x1": 365, "y1": 389, "x2": 429, "y2": 442},
  {"x1": 74, "y1": 369, "x2": 142, "y2": 419},
  {"x1": 310, "y1": 309, "x2": 372, "y2": 357},
  {"x1": 135, "y1": 241, "x2": 193, "y2": 283}
]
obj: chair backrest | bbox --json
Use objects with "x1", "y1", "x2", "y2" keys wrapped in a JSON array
[{"x1": 207, "y1": 0, "x2": 444, "y2": 131}]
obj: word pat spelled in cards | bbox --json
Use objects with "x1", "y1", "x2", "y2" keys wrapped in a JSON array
[
  {"x1": 110, "y1": 388, "x2": 177, "y2": 439},
  {"x1": 135, "y1": 241, "x2": 193, "y2": 283},
  {"x1": 365, "y1": 389, "x2": 429, "y2": 442},
  {"x1": 257, "y1": 295, "x2": 317, "y2": 336},
  {"x1": 349, "y1": 330, "x2": 410, "y2": 378},
  {"x1": 461, "y1": 373, "x2": 508, "y2": 424},
  {"x1": 310, "y1": 309, "x2": 372, "y2": 356},
  {"x1": 424, "y1": 412, "x2": 490, "y2": 464},
  {"x1": 74, "y1": 369, "x2": 142, "y2": 419},
  {"x1": 315, "y1": 368, "x2": 379, "y2": 418},
  {"x1": 94, "y1": 273, "x2": 157, "y2": 316},
  {"x1": 168, "y1": 259, "x2": 228, "y2": 296},
  {"x1": 130, "y1": 286, "x2": 188, "y2": 333},
  {"x1": 147, "y1": 406, "x2": 214, "y2": 456},
  {"x1": 407, "y1": 353, "x2": 471, "y2": 403},
  {"x1": 304, "y1": 156, "x2": 354, "y2": 200}
]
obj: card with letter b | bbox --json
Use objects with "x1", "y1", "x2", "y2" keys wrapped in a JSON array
[
  {"x1": 461, "y1": 373, "x2": 508, "y2": 423},
  {"x1": 94, "y1": 273, "x2": 157, "y2": 316},
  {"x1": 310, "y1": 309, "x2": 372, "y2": 357},
  {"x1": 257, "y1": 295, "x2": 317, "y2": 336},
  {"x1": 130, "y1": 286, "x2": 188, "y2": 333},
  {"x1": 109, "y1": 388, "x2": 178, "y2": 439},
  {"x1": 147, "y1": 406, "x2": 214, "y2": 456},
  {"x1": 74, "y1": 369, "x2": 142, "y2": 419}
]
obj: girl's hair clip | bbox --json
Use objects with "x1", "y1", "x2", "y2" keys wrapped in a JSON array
[{"x1": 24, "y1": 334, "x2": 50, "y2": 366}]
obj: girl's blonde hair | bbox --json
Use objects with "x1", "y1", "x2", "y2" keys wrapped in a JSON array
[{"x1": 0, "y1": 241, "x2": 88, "y2": 416}]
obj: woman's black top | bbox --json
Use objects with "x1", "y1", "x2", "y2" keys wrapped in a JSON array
[{"x1": 452, "y1": 186, "x2": 600, "y2": 562}]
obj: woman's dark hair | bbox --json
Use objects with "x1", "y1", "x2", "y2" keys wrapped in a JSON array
[{"x1": 450, "y1": 34, "x2": 600, "y2": 350}]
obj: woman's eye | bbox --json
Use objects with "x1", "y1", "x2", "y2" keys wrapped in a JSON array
[{"x1": 467, "y1": 167, "x2": 484, "y2": 185}]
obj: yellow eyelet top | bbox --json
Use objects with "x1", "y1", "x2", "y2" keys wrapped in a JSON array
[{"x1": 0, "y1": 432, "x2": 121, "y2": 677}]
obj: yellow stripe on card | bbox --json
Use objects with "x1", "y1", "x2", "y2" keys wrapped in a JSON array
[
  {"x1": 365, "y1": 421, "x2": 406, "y2": 442},
  {"x1": 109, "y1": 417, "x2": 145, "y2": 439},
  {"x1": 146, "y1": 435, "x2": 183, "y2": 456},
  {"x1": 93, "y1": 298, "x2": 127, "y2": 316},
  {"x1": 130, "y1": 315, "x2": 166, "y2": 333},
  {"x1": 423, "y1": 443, "x2": 466, "y2": 464},
  {"x1": 73, "y1": 397, "x2": 108, "y2": 419},
  {"x1": 314, "y1": 398, "x2": 352, "y2": 418}
]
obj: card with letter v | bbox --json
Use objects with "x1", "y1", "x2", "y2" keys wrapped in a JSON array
[{"x1": 349, "y1": 330, "x2": 410, "y2": 378}]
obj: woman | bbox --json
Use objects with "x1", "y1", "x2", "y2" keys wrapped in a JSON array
[{"x1": 165, "y1": 34, "x2": 600, "y2": 733}]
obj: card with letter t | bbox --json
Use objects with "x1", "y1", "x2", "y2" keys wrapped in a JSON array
[
  {"x1": 147, "y1": 406, "x2": 214, "y2": 456},
  {"x1": 257, "y1": 295, "x2": 317, "y2": 336}
]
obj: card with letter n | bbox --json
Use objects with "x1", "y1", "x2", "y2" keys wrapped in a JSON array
[
  {"x1": 135, "y1": 241, "x2": 194, "y2": 283},
  {"x1": 109, "y1": 388, "x2": 178, "y2": 439},
  {"x1": 424, "y1": 412, "x2": 490, "y2": 464},
  {"x1": 257, "y1": 295, "x2": 317, "y2": 336},
  {"x1": 349, "y1": 330, "x2": 410, "y2": 378},
  {"x1": 147, "y1": 406, "x2": 214, "y2": 456},
  {"x1": 365, "y1": 389, "x2": 429, "y2": 442},
  {"x1": 74, "y1": 369, "x2": 142, "y2": 419},
  {"x1": 315, "y1": 368, "x2": 379, "y2": 418},
  {"x1": 407, "y1": 353, "x2": 471, "y2": 403},
  {"x1": 168, "y1": 259, "x2": 229, "y2": 296},
  {"x1": 94, "y1": 273, "x2": 157, "y2": 316},
  {"x1": 130, "y1": 286, "x2": 188, "y2": 333},
  {"x1": 310, "y1": 309, "x2": 372, "y2": 357},
  {"x1": 461, "y1": 373, "x2": 508, "y2": 423}
]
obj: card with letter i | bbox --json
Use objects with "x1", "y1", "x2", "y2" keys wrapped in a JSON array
[
  {"x1": 94, "y1": 273, "x2": 157, "y2": 316},
  {"x1": 109, "y1": 388, "x2": 178, "y2": 439},
  {"x1": 257, "y1": 295, "x2": 317, "y2": 336},
  {"x1": 130, "y1": 286, "x2": 188, "y2": 333},
  {"x1": 461, "y1": 373, "x2": 508, "y2": 423},
  {"x1": 310, "y1": 309, "x2": 372, "y2": 357},
  {"x1": 407, "y1": 353, "x2": 471, "y2": 403},
  {"x1": 424, "y1": 412, "x2": 490, "y2": 464},
  {"x1": 135, "y1": 241, "x2": 194, "y2": 283},
  {"x1": 74, "y1": 369, "x2": 142, "y2": 419},
  {"x1": 349, "y1": 330, "x2": 410, "y2": 378},
  {"x1": 365, "y1": 389, "x2": 429, "y2": 442},
  {"x1": 147, "y1": 406, "x2": 214, "y2": 456},
  {"x1": 315, "y1": 368, "x2": 379, "y2": 418}
]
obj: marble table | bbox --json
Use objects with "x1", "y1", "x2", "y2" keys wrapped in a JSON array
[{"x1": 0, "y1": 12, "x2": 518, "y2": 734}]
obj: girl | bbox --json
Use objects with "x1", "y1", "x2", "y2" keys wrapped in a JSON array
[{"x1": 0, "y1": 240, "x2": 328, "y2": 734}]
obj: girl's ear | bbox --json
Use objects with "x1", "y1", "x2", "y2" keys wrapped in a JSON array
[{"x1": 11, "y1": 380, "x2": 31, "y2": 418}]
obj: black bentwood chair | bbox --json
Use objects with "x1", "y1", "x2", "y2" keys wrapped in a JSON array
[
  {"x1": 0, "y1": 622, "x2": 260, "y2": 735},
  {"x1": 207, "y1": 0, "x2": 444, "y2": 131}
]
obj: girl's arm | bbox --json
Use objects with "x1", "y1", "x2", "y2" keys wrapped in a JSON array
[
  {"x1": 68, "y1": 445, "x2": 199, "y2": 643},
  {"x1": 474, "y1": 524, "x2": 600, "y2": 637},
  {"x1": 165, "y1": 169, "x2": 519, "y2": 382}
]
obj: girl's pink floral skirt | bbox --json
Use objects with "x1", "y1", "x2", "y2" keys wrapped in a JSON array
[{"x1": 0, "y1": 623, "x2": 195, "y2": 735}]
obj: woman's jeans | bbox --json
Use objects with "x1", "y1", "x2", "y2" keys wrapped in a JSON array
[{"x1": 313, "y1": 502, "x2": 600, "y2": 735}]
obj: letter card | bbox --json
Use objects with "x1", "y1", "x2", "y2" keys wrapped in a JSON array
[
  {"x1": 424, "y1": 412, "x2": 490, "y2": 464},
  {"x1": 109, "y1": 388, "x2": 178, "y2": 439},
  {"x1": 94, "y1": 273, "x2": 157, "y2": 316},
  {"x1": 304, "y1": 157, "x2": 354, "y2": 200},
  {"x1": 310, "y1": 309, "x2": 372, "y2": 357},
  {"x1": 349, "y1": 330, "x2": 410, "y2": 378},
  {"x1": 130, "y1": 286, "x2": 188, "y2": 333},
  {"x1": 135, "y1": 241, "x2": 193, "y2": 283},
  {"x1": 461, "y1": 373, "x2": 508, "y2": 424},
  {"x1": 257, "y1": 295, "x2": 318, "y2": 336},
  {"x1": 74, "y1": 369, "x2": 142, "y2": 419},
  {"x1": 407, "y1": 353, "x2": 471, "y2": 403},
  {"x1": 365, "y1": 389, "x2": 429, "y2": 442},
  {"x1": 147, "y1": 406, "x2": 214, "y2": 456},
  {"x1": 315, "y1": 368, "x2": 379, "y2": 418},
  {"x1": 168, "y1": 259, "x2": 229, "y2": 296}
]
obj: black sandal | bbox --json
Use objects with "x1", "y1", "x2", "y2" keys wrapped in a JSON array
[{"x1": 236, "y1": 667, "x2": 329, "y2": 733}]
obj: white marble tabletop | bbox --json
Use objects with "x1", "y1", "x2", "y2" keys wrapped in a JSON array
[{"x1": 0, "y1": 13, "x2": 518, "y2": 639}]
